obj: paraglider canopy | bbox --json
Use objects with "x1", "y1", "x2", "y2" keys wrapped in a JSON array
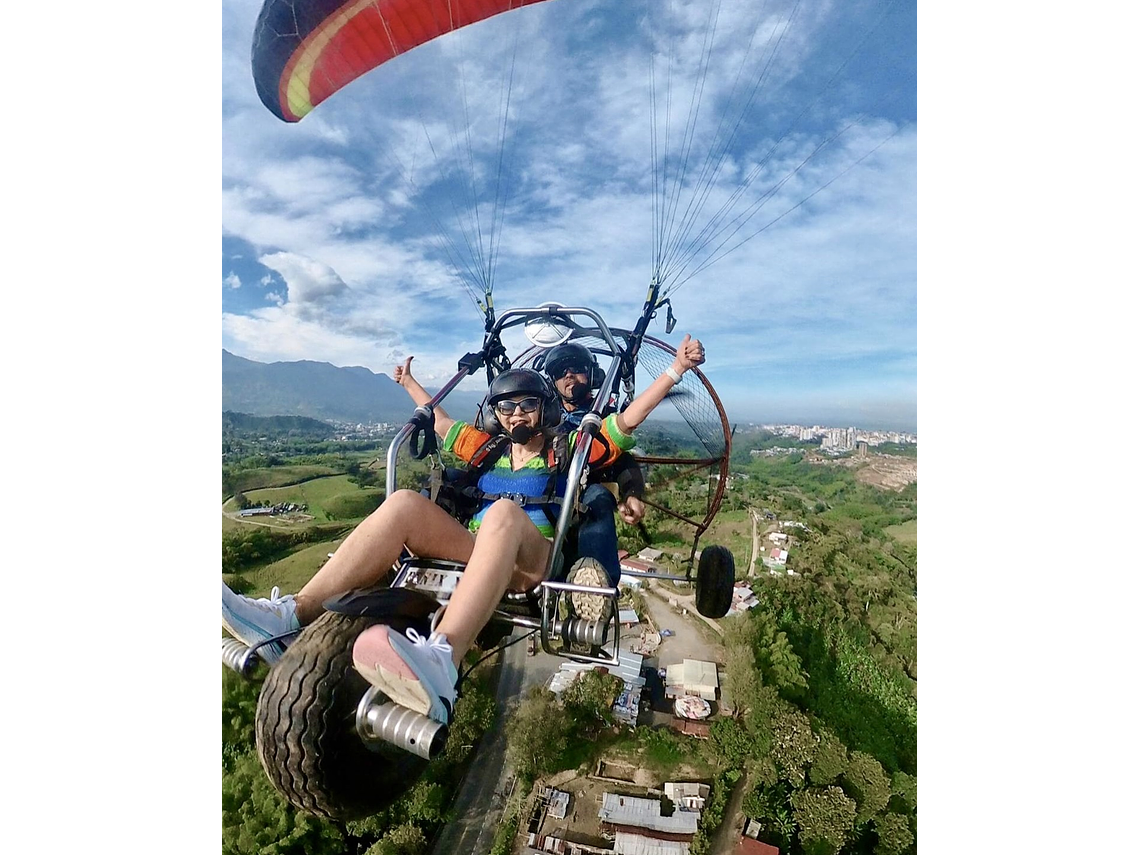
[{"x1": 252, "y1": 0, "x2": 551, "y2": 122}]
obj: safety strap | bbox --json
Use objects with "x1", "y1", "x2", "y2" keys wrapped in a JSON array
[
  {"x1": 476, "y1": 490, "x2": 563, "y2": 509},
  {"x1": 458, "y1": 432, "x2": 579, "y2": 523},
  {"x1": 470, "y1": 433, "x2": 511, "y2": 469},
  {"x1": 428, "y1": 462, "x2": 443, "y2": 503}
]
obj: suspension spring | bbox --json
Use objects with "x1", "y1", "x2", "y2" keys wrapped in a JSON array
[{"x1": 221, "y1": 638, "x2": 258, "y2": 678}]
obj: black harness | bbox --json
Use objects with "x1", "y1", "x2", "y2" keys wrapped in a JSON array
[{"x1": 431, "y1": 432, "x2": 576, "y2": 528}]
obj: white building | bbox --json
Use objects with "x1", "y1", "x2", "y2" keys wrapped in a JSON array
[
  {"x1": 729, "y1": 584, "x2": 758, "y2": 613},
  {"x1": 664, "y1": 782, "x2": 710, "y2": 811},
  {"x1": 664, "y1": 659, "x2": 719, "y2": 701}
]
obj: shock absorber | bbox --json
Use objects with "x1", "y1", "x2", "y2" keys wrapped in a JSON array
[{"x1": 559, "y1": 617, "x2": 608, "y2": 647}]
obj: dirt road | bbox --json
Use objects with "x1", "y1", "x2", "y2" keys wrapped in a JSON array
[
  {"x1": 639, "y1": 585, "x2": 724, "y2": 669},
  {"x1": 748, "y1": 509, "x2": 760, "y2": 577}
]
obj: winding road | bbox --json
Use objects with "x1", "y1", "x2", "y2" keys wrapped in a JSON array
[{"x1": 430, "y1": 631, "x2": 561, "y2": 855}]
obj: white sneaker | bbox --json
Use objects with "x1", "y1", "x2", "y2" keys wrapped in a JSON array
[
  {"x1": 221, "y1": 582, "x2": 300, "y2": 664},
  {"x1": 352, "y1": 625, "x2": 458, "y2": 724},
  {"x1": 567, "y1": 558, "x2": 613, "y2": 623}
]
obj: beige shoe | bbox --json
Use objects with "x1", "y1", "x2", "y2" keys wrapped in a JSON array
[{"x1": 567, "y1": 558, "x2": 613, "y2": 623}]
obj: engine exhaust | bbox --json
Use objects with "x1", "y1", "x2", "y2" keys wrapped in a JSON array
[{"x1": 356, "y1": 687, "x2": 448, "y2": 760}]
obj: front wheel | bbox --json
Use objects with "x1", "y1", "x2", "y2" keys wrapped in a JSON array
[
  {"x1": 255, "y1": 610, "x2": 431, "y2": 820},
  {"x1": 695, "y1": 545, "x2": 735, "y2": 618}
]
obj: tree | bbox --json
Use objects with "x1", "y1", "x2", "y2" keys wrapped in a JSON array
[
  {"x1": 889, "y1": 770, "x2": 917, "y2": 814},
  {"x1": 842, "y1": 751, "x2": 892, "y2": 824},
  {"x1": 505, "y1": 686, "x2": 570, "y2": 778},
  {"x1": 707, "y1": 718, "x2": 754, "y2": 768},
  {"x1": 723, "y1": 615, "x2": 764, "y2": 718},
  {"x1": 222, "y1": 667, "x2": 260, "y2": 762},
  {"x1": 444, "y1": 678, "x2": 496, "y2": 762},
  {"x1": 872, "y1": 812, "x2": 914, "y2": 855},
  {"x1": 790, "y1": 786, "x2": 857, "y2": 855},
  {"x1": 769, "y1": 705, "x2": 818, "y2": 787},
  {"x1": 365, "y1": 822, "x2": 428, "y2": 855},
  {"x1": 808, "y1": 728, "x2": 847, "y2": 786},
  {"x1": 404, "y1": 780, "x2": 446, "y2": 825},
  {"x1": 758, "y1": 621, "x2": 809, "y2": 695},
  {"x1": 892, "y1": 620, "x2": 918, "y2": 680},
  {"x1": 561, "y1": 669, "x2": 623, "y2": 731},
  {"x1": 222, "y1": 750, "x2": 346, "y2": 855}
]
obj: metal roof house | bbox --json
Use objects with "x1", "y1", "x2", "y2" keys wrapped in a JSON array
[
  {"x1": 664, "y1": 659, "x2": 719, "y2": 701},
  {"x1": 612, "y1": 833, "x2": 691, "y2": 854},
  {"x1": 599, "y1": 793, "x2": 699, "y2": 837},
  {"x1": 664, "y1": 782, "x2": 710, "y2": 811}
]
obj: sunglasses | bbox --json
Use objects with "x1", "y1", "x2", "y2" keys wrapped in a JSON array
[
  {"x1": 494, "y1": 396, "x2": 541, "y2": 415},
  {"x1": 550, "y1": 362, "x2": 590, "y2": 378}
]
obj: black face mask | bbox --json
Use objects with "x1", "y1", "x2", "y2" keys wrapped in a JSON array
[{"x1": 509, "y1": 424, "x2": 538, "y2": 443}]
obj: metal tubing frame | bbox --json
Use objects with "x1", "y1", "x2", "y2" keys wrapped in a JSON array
[{"x1": 380, "y1": 304, "x2": 699, "y2": 666}]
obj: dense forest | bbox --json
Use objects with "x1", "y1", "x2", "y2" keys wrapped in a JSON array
[{"x1": 222, "y1": 426, "x2": 916, "y2": 855}]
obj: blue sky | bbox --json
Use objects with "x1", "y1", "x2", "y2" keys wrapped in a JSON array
[{"x1": 222, "y1": 0, "x2": 917, "y2": 432}]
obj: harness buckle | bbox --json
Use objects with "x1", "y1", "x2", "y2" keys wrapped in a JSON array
[{"x1": 503, "y1": 493, "x2": 528, "y2": 506}]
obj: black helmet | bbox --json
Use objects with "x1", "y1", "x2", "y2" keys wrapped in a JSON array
[
  {"x1": 485, "y1": 368, "x2": 561, "y2": 432},
  {"x1": 540, "y1": 342, "x2": 604, "y2": 389}
]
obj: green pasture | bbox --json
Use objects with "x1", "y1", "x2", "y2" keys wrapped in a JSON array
[
  {"x1": 225, "y1": 537, "x2": 347, "y2": 597},
  {"x1": 225, "y1": 464, "x2": 345, "y2": 497},
  {"x1": 221, "y1": 512, "x2": 252, "y2": 536},
  {"x1": 884, "y1": 519, "x2": 918, "y2": 545},
  {"x1": 240, "y1": 475, "x2": 382, "y2": 522},
  {"x1": 702, "y1": 509, "x2": 752, "y2": 577}
]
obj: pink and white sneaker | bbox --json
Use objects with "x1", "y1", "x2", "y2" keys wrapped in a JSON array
[{"x1": 353, "y1": 624, "x2": 458, "y2": 724}]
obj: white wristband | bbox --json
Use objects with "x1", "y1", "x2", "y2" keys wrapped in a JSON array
[{"x1": 664, "y1": 366, "x2": 683, "y2": 384}]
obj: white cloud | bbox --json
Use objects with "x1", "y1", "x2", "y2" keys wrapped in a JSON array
[
  {"x1": 257, "y1": 251, "x2": 348, "y2": 305},
  {"x1": 224, "y1": 272, "x2": 241, "y2": 289},
  {"x1": 221, "y1": 0, "x2": 916, "y2": 429}
]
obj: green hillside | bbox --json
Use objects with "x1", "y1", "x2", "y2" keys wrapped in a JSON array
[{"x1": 221, "y1": 433, "x2": 918, "y2": 855}]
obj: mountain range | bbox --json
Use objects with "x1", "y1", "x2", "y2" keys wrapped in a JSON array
[{"x1": 222, "y1": 350, "x2": 486, "y2": 425}]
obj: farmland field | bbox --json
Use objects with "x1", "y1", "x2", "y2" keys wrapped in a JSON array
[{"x1": 884, "y1": 519, "x2": 918, "y2": 544}]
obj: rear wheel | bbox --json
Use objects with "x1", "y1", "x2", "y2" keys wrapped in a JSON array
[
  {"x1": 255, "y1": 610, "x2": 430, "y2": 820},
  {"x1": 695, "y1": 545, "x2": 735, "y2": 618}
]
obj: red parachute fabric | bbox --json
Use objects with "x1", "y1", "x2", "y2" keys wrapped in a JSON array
[{"x1": 252, "y1": 0, "x2": 551, "y2": 122}]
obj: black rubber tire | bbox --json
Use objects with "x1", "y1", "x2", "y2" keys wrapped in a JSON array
[
  {"x1": 254, "y1": 610, "x2": 430, "y2": 820},
  {"x1": 695, "y1": 545, "x2": 735, "y2": 618}
]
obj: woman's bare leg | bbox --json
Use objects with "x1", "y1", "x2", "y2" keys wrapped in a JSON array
[
  {"x1": 293, "y1": 490, "x2": 476, "y2": 624},
  {"x1": 433, "y1": 499, "x2": 552, "y2": 663}
]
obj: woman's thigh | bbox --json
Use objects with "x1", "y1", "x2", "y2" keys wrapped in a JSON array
[
  {"x1": 508, "y1": 515, "x2": 551, "y2": 588},
  {"x1": 396, "y1": 492, "x2": 479, "y2": 564},
  {"x1": 513, "y1": 526, "x2": 553, "y2": 590},
  {"x1": 474, "y1": 501, "x2": 553, "y2": 590}
]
